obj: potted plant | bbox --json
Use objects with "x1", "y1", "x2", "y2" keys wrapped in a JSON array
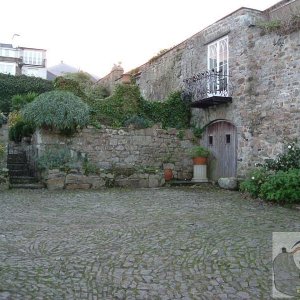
[{"x1": 189, "y1": 146, "x2": 210, "y2": 165}]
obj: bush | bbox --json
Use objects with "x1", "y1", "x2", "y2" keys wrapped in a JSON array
[
  {"x1": 239, "y1": 168, "x2": 270, "y2": 198},
  {"x1": 11, "y1": 92, "x2": 38, "y2": 111},
  {"x1": 259, "y1": 169, "x2": 300, "y2": 204},
  {"x1": 240, "y1": 142, "x2": 300, "y2": 204},
  {"x1": 37, "y1": 147, "x2": 77, "y2": 171},
  {"x1": 9, "y1": 121, "x2": 35, "y2": 142},
  {"x1": 0, "y1": 143, "x2": 5, "y2": 159},
  {"x1": 264, "y1": 142, "x2": 300, "y2": 171},
  {"x1": 0, "y1": 73, "x2": 53, "y2": 113},
  {"x1": 54, "y1": 76, "x2": 86, "y2": 99},
  {"x1": 22, "y1": 90, "x2": 90, "y2": 135},
  {"x1": 91, "y1": 84, "x2": 142, "y2": 127},
  {"x1": 123, "y1": 115, "x2": 153, "y2": 129},
  {"x1": 90, "y1": 85, "x2": 191, "y2": 129}
]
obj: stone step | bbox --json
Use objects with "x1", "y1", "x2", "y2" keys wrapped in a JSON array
[
  {"x1": 10, "y1": 176, "x2": 38, "y2": 184},
  {"x1": 7, "y1": 155, "x2": 27, "y2": 164},
  {"x1": 10, "y1": 183, "x2": 44, "y2": 189},
  {"x1": 9, "y1": 169, "x2": 31, "y2": 177},
  {"x1": 7, "y1": 163, "x2": 29, "y2": 170}
]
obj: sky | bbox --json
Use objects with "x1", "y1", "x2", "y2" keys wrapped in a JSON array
[{"x1": 1, "y1": 0, "x2": 279, "y2": 79}]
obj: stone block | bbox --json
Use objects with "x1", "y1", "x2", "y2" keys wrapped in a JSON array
[
  {"x1": 65, "y1": 183, "x2": 91, "y2": 190},
  {"x1": 86, "y1": 176, "x2": 105, "y2": 189},
  {"x1": 46, "y1": 177, "x2": 65, "y2": 190},
  {"x1": 149, "y1": 175, "x2": 160, "y2": 188},
  {"x1": 218, "y1": 177, "x2": 238, "y2": 190},
  {"x1": 65, "y1": 174, "x2": 88, "y2": 184}
]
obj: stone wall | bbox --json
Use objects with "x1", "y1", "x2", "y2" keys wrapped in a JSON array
[
  {"x1": 33, "y1": 125, "x2": 195, "y2": 181},
  {"x1": 0, "y1": 124, "x2": 9, "y2": 190},
  {"x1": 123, "y1": 1, "x2": 299, "y2": 177}
]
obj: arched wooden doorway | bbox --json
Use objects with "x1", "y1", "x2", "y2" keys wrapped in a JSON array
[{"x1": 202, "y1": 120, "x2": 237, "y2": 181}]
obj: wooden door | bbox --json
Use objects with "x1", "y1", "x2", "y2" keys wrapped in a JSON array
[{"x1": 202, "y1": 121, "x2": 237, "y2": 180}]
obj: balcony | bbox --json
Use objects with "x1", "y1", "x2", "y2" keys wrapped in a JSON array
[{"x1": 183, "y1": 70, "x2": 233, "y2": 108}]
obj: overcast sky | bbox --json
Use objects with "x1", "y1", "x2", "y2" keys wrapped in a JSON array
[{"x1": 1, "y1": 0, "x2": 279, "y2": 78}]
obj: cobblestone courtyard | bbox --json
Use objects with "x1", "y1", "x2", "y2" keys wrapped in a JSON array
[{"x1": 0, "y1": 187, "x2": 299, "y2": 299}]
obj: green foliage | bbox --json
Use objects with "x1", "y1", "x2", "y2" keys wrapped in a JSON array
[
  {"x1": 90, "y1": 84, "x2": 191, "y2": 129},
  {"x1": 140, "y1": 91, "x2": 191, "y2": 129},
  {"x1": 192, "y1": 127, "x2": 204, "y2": 139},
  {"x1": 83, "y1": 159, "x2": 100, "y2": 175},
  {"x1": 239, "y1": 168, "x2": 270, "y2": 198},
  {"x1": 240, "y1": 142, "x2": 300, "y2": 204},
  {"x1": 188, "y1": 146, "x2": 210, "y2": 158},
  {"x1": 22, "y1": 91, "x2": 90, "y2": 135},
  {"x1": 177, "y1": 130, "x2": 184, "y2": 140},
  {"x1": 91, "y1": 84, "x2": 143, "y2": 127},
  {"x1": 37, "y1": 147, "x2": 77, "y2": 171},
  {"x1": 54, "y1": 76, "x2": 86, "y2": 99},
  {"x1": 11, "y1": 92, "x2": 38, "y2": 111},
  {"x1": 257, "y1": 20, "x2": 282, "y2": 34},
  {"x1": 86, "y1": 84, "x2": 110, "y2": 100},
  {"x1": 0, "y1": 73, "x2": 53, "y2": 113},
  {"x1": 9, "y1": 121, "x2": 35, "y2": 142},
  {"x1": 0, "y1": 143, "x2": 5, "y2": 159},
  {"x1": 259, "y1": 169, "x2": 300, "y2": 204},
  {"x1": 264, "y1": 142, "x2": 300, "y2": 171},
  {"x1": 123, "y1": 115, "x2": 153, "y2": 129}
]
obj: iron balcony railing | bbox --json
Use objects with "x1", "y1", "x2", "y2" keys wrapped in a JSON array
[{"x1": 183, "y1": 70, "x2": 233, "y2": 101}]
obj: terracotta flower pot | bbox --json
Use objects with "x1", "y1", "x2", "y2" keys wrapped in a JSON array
[
  {"x1": 193, "y1": 157, "x2": 207, "y2": 165},
  {"x1": 164, "y1": 169, "x2": 173, "y2": 181}
]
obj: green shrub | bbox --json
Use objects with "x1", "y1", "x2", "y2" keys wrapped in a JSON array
[
  {"x1": 9, "y1": 121, "x2": 35, "y2": 142},
  {"x1": 123, "y1": 115, "x2": 152, "y2": 129},
  {"x1": 188, "y1": 146, "x2": 210, "y2": 158},
  {"x1": 37, "y1": 147, "x2": 77, "y2": 171},
  {"x1": 11, "y1": 92, "x2": 38, "y2": 111},
  {"x1": 91, "y1": 84, "x2": 142, "y2": 127},
  {"x1": 22, "y1": 90, "x2": 90, "y2": 135},
  {"x1": 264, "y1": 142, "x2": 300, "y2": 171},
  {"x1": 83, "y1": 160, "x2": 100, "y2": 175},
  {"x1": 140, "y1": 91, "x2": 191, "y2": 129},
  {"x1": 0, "y1": 73, "x2": 53, "y2": 113},
  {"x1": 54, "y1": 76, "x2": 86, "y2": 99},
  {"x1": 259, "y1": 169, "x2": 300, "y2": 204},
  {"x1": 240, "y1": 168, "x2": 270, "y2": 198},
  {"x1": 0, "y1": 143, "x2": 5, "y2": 159}
]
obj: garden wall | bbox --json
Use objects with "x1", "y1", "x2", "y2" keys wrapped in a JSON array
[
  {"x1": 33, "y1": 125, "x2": 195, "y2": 181},
  {"x1": 0, "y1": 124, "x2": 9, "y2": 190}
]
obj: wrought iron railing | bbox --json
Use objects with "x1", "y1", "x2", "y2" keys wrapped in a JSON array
[{"x1": 183, "y1": 70, "x2": 233, "y2": 101}]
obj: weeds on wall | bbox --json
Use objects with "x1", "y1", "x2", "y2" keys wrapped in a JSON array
[
  {"x1": 257, "y1": 14, "x2": 300, "y2": 35},
  {"x1": 240, "y1": 142, "x2": 300, "y2": 204}
]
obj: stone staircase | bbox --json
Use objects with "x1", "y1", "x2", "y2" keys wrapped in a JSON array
[{"x1": 7, "y1": 149, "x2": 43, "y2": 189}]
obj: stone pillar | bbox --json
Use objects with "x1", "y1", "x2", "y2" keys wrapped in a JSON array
[{"x1": 191, "y1": 165, "x2": 208, "y2": 183}]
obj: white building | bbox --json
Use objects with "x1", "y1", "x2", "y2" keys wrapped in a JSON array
[{"x1": 0, "y1": 43, "x2": 47, "y2": 79}]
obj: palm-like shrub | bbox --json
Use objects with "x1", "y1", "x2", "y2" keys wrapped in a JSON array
[{"x1": 22, "y1": 91, "x2": 90, "y2": 135}]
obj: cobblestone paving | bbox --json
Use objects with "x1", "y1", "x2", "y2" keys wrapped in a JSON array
[{"x1": 0, "y1": 187, "x2": 299, "y2": 299}]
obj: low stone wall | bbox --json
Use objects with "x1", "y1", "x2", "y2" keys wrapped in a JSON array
[
  {"x1": 43, "y1": 168, "x2": 165, "y2": 190},
  {"x1": 33, "y1": 125, "x2": 196, "y2": 184},
  {"x1": 0, "y1": 124, "x2": 9, "y2": 191}
]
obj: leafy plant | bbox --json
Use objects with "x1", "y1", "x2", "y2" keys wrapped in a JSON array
[
  {"x1": 124, "y1": 115, "x2": 152, "y2": 129},
  {"x1": 188, "y1": 146, "x2": 210, "y2": 158},
  {"x1": 54, "y1": 76, "x2": 86, "y2": 99},
  {"x1": 8, "y1": 111, "x2": 23, "y2": 128},
  {"x1": 83, "y1": 159, "x2": 100, "y2": 175},
  {"x1": 11, "y1": 92, "x2": 38, "y2": 111},
  {"x1": 0, "y1": 143, "x2": 5, "y2": 159},
  {"x1": 263, "y1": 142, "x2": 300, "y2": 171},
  {"x1": 9, "y1": 121, "x2": 35, "y2": 143},
  {"x1": 177, "y1": 130, "x2": 184, "y2": 140},
  {"x1": 22, "y1": 90, "x2": 90, "y2": 135},
  {"x1": 192, "y1": 127, "x2": 204, "y2": 139},
  {"x1": 239, "y1": 168, "x2": 270, "y2": 198},
  {"x1": 37, "y1": 147, "x2": 77, "y2": 171},
  {"x1": 0, "y1": 73, "x2": 53, "y2": 113},
  {"x1": 259, "y1": 169, "x2": 300, "y2": 204}
]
